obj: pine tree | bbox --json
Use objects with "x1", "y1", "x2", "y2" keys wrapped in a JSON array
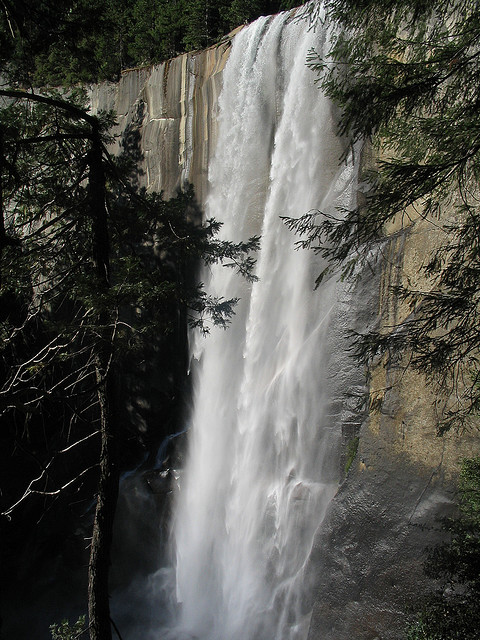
[{"x1": 128, "y1": 0, "x2": 186, "y2": 63}]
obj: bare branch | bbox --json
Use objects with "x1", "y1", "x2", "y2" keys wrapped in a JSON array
[{"x1": 2, "y1": 462, "x2": 99, "y2": 519}]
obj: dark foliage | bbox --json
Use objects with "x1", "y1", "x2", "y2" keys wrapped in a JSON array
[
  {"x1": 407, "y1": 458, "x2": 480, "y2": 640},
  {"x1": 0, "y1": 0, "x2": 303, "y2": 86}
]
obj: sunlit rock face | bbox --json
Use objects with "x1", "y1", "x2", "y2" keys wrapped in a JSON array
[{"x1": 89, "y1": 35, "x2": 236, "y2": 202}]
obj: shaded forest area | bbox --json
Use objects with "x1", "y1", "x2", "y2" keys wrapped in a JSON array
[{"x1": 0, "y1": 0, "x2": 301, "y2": 87}]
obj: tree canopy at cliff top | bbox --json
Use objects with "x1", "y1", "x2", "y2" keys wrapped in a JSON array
[{"x1": 0, "y1": 0, "x2": 300, "y2": 86}]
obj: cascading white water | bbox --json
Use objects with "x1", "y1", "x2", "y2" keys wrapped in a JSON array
[{"x1": 167, "y1": 8, "x2": 358, "y2": 640}]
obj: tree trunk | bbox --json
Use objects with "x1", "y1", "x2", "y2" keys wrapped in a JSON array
[
  {"x1": 88, "y1": 356, "x2": 119, "y2": 640},
  {"x1": 86, "y1": 125, "x2": 118, "y2": 640}
]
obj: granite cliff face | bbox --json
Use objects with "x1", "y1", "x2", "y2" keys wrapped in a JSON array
[
  {"x1": 89, "y1": 32, "x2": 240, "y2": 203},
  {"x1": 90, "y1": 25, "x2": 477, "y2": 640}
]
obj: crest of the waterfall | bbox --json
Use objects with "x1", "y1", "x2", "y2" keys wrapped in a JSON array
[{"x1": 170, "y1": 8, "x2": 358, "y2": 640}]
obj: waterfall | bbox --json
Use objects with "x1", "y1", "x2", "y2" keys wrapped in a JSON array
[{"x1": 168, "y1": 9, "x2": 358, "y2": 640}]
